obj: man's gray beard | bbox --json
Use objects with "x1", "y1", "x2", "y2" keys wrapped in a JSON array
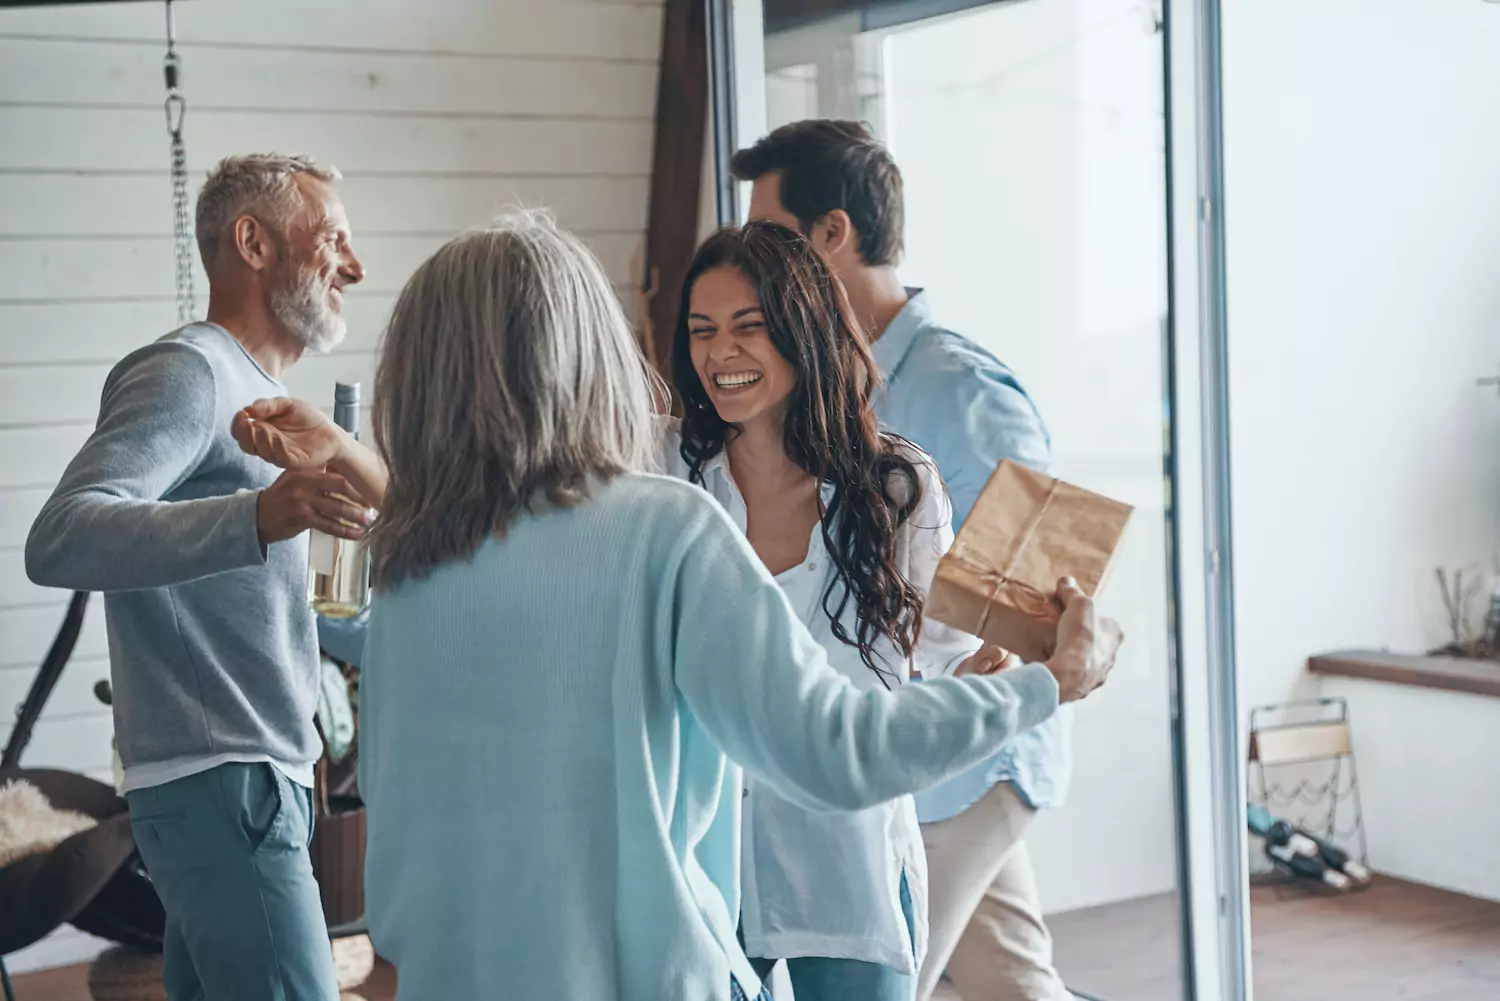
[{"x1": 270, "y1": 263, "x2": 346, "y2": 355}]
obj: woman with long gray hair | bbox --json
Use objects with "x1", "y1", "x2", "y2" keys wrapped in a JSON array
[{"x1": 231, "y1": 210, "x2": 1119, "y2": 1001}]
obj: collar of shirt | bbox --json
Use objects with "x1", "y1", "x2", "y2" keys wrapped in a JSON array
[
  {"x1": 695, "y1": 449, "x2": 837, "y2": 592},
  {"x1": 870, "y1": 287, "x2": 931, "y2": 384},
  {"x1": 697, "y1": 448, "x2": 838, "y2": 519}
]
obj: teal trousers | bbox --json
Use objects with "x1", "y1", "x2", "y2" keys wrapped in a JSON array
[{"x1": 127, "y1": 763, "x2": 338, "y2": 1001}]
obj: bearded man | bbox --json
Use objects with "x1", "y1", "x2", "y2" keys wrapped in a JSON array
[{"x1": 27, "y1": 154, "x2": 368, "y2": 1001}]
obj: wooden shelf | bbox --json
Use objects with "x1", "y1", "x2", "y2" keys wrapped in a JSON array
[{"x1": 1308, "y1": 649, "x2": 1500, "y2": 700}]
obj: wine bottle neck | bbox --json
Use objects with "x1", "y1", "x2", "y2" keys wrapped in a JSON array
[
  {"x1": 333, "y1": 382, "x2": 361, "y2": 437},
  {"x1": 334, "y1": 403, "x2": 359, "y2": 437}
]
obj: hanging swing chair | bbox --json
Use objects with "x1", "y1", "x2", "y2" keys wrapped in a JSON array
[{"x1": 0, "y1": 593, "x2": 169, "y2": 969}]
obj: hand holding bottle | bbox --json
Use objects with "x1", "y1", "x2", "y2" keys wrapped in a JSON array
[{"x1": 256, "y1": 470, "x2": 371, "y2": 546}]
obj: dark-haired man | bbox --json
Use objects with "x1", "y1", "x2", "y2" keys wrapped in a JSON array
[{"x1": 733, "y1": 120, "x2": 1072, "y2": 1001}]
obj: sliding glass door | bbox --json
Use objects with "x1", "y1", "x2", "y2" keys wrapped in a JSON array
[{"x1": 710, "y1": 1, "x2": 1245, "y2": 999}]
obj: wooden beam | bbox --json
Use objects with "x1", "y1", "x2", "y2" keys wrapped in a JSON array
[
  {"x1": 0, "y1": 1, "x2": 149, "y2": 7},
  {"x1": 642, "y1": 0, "x2": 709, "y2": 387},
  {"x1": 764, "y1": 1, "x2": 1018, "y2": 33},
  {"x1": 764, "y1": 0, "x2": 871, "y2": 31}
]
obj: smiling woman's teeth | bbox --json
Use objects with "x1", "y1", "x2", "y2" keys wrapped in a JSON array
[{"x1": 715, "y1": 372, "x2": 762, "y2": 388}]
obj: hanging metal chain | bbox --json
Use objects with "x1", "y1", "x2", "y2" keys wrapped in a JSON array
[{"x1": 164, "y1": 0, "x2": 195, "y2": 321}]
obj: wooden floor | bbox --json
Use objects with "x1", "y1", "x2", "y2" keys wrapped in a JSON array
[
  {"x1": 1051, "y1": 875, "x2": 1500, "y2": 1001},
  {"x1": 7, "y1": 960, "x2": 398, "y2": 1001},
  {"x1": 14, "y1": 877, "x2": 1500, "y2": 1000},
  {"x1": 1051, "y1": 887, "x2": 1186, "y2": 1000}
]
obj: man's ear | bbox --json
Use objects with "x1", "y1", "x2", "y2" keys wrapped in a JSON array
[
  {"x1": 231, "y1": 215, "x2": 277, "y2": 273},
  {"x1": 811, "y1": 209, "x2": 857, "y2": 259}
]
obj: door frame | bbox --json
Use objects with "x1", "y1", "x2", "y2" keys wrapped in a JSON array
[{"x1": 1163, "y1": 0, "x2": 1251, "y2": 998}]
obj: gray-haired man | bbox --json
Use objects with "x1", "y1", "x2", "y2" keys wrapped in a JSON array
[{"x1": 27, "y1": 154, "x2": 368, "y2": 1000}]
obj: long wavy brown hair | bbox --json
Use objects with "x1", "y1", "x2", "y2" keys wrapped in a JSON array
[{"x1": 672, "y1": 221, "x2": 924, "y2": 686}]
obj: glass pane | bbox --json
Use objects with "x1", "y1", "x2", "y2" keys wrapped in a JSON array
[{"x1": 753, "y1": 2, "x2": 1184, "y2": 999}]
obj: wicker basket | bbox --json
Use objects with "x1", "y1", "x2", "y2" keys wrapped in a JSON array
[
  {"x1": 87, "y1": 936, "x2": 374, "y2": 999},
  {"x1": 87, "y1": 948, "x2": 166, "y2": 1001},
  {"x1": 332, "y1": 934, "x2": 376, "y2": 988},
  {"x1": 310, "y1": 750, "x2": 367, "y2": 928},
  {"x1": 311, "y1": 801, "x2": 367, "y2": 927}
]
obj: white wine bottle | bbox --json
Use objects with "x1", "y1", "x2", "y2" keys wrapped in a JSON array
[
  {"x1": 308, "y1": 382, "x2": 371, "y2": 619},
  {"x1": 1249, "y1": 804, "x2": 1372, "y2": 884},
  {"x1": 1266, "y1": 842, "x2": 1351, "y2": 891},
  {"x1": 1296, "y1": 825, "x2": 1373, "y2": 884}
]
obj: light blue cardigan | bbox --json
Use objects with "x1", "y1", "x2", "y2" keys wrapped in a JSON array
[{"x1": 358, "y1": 472, "x2": 1059, "y2": 1001}]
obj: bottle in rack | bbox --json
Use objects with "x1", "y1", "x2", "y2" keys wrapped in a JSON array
[
  {"x1": 1265, "y1": 841, "x2": 1352, "y2": 891},
  {"x1": 1248, "y1": 803, "x2": 1320, "y2": 858},
  {"x1": 308, "y1": 382, "x2": 371, "y2": 619},
  {"x1": 1248, "y1": 803, "x2": 1371, "y2": 886},
  {"x1": 1296, "y1": 825, "x2": 1373, "y2": 884}
]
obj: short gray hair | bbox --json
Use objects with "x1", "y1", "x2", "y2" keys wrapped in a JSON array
[
  {"x1": 195, "y1": 153, "x2": 341, "y2": 269},
  {"x1": 369, "y1": 208, "x2": 666, "y2": 586}
]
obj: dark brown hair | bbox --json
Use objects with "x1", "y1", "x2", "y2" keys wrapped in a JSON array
[
  {"x1": 672, "y1": 221, "x2": 923, "y2": 686},
  {"x1": 730, "y1": 119, "x2": 904, "y2": 267}
]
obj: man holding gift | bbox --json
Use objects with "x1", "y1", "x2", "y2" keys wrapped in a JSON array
[{"x1": 733, "y1": 120, "x2": 1075, "y2": 1001}]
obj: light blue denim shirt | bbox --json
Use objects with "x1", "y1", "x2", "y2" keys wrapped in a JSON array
[
  {"x1": 871, "y1": 290, "x2": 1073, "y2": 819},
  {"x1": 317, "y1": 608, "x2": 369, "y2": 667}
]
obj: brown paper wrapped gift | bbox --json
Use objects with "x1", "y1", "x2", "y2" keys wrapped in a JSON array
[{"x1": 927, "y1": 460, "x2": 1133, "y2": 663}]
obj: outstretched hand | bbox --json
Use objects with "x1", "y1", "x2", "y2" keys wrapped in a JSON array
[
  {"x1": 232, "y1": 397, "x2": 348, "y2": 472},
  {"x1": 1044, "y1": 577, "x2": 1124, "y2": 703}
]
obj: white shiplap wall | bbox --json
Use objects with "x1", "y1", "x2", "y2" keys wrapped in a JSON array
[{"x1": 0, "y1": 0, "x2": 662, "y2": 973}]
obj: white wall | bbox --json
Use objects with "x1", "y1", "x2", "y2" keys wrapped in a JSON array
[
  {"x1": 1318, "y1": 677, "x2": 1500, "y2": 902},
  {"x1": 0, "y1": 0, "x2": 661, "y2": 973},
  {"x1": 1223, "y1": 0, "x2": 1500, "y2": 893}
]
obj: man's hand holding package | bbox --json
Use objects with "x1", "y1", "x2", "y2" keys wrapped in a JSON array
[{"x1": 1044, "y1": 576, "x2": 1123, "y2": 702}]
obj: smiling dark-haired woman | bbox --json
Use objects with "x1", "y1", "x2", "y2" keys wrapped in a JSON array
[{"x1": 663, "y1": 221, "x2": 1016, "y2": 1000}]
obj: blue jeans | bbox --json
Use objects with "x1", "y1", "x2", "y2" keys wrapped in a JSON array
[
  {"x1": 745, "y1": 874, "x2": 917, "y2": 1001},
  {"x1": 127, "y1": 763, "x2": 338, "y2": 1001}
]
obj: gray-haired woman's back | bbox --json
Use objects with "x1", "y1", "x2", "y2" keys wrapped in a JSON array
[{"x1": 358, "y1": 469, "x2": 1063, "y2": 1000}]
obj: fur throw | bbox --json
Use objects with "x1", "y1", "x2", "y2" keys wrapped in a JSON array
[{"x1": 0, "y1": 779, "x2": 97, "y2": 868}]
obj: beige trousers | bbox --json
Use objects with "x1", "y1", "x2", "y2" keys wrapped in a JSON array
[{"x1": 918, "y1": 782, "x2": 1071, "y2": 1001}]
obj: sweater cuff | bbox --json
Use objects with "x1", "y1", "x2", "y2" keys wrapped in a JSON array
[
  {"x1": 997, "y1": 661, "x2": 1061, "y2": 731},
  {"x1": 229, "y1": 488, "x2": 270, "y2": 567}
]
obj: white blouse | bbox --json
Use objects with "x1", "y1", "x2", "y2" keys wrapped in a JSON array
[{"x1": 661, "y1": 429, "x2": 982, "y2": 972}]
